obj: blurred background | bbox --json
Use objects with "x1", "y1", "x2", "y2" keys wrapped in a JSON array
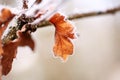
[{"x1": 1, "y1": 0, "x2": 120, "y2": 80}]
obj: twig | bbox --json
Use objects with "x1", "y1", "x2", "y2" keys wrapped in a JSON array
[
  {"x1": 68, "y1": 6, "x2": 120, "y2": 20},
  {"x1": 37, "y1": 6, "x2": 120, "y2": 27}
]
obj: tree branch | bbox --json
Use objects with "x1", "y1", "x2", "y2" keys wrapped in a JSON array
[
  {"x1": 38, "y1": 6, "x2": 120, "y2": 27},
  {"x1": 2, "y1": 5, "x2": 120, "y2": 44}
]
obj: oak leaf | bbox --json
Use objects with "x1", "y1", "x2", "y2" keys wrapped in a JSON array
[{"x1": 49, "y1": 13, "x2": 76, "y2": 60}]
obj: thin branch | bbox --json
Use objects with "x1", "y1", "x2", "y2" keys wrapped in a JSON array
[
  {"x1": 37, "y1": 6, "x2": 120, "y2": 27},
  {"x1": 68, "y1": 6, "x2": 120, "y2": 20}
]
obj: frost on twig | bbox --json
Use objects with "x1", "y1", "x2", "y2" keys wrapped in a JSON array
[
  {"x1": 37, "y1": 5, "x2": 120, "y2": 27},
  {"x1": 68, "y1": 5, "x2": 120, "y2": 20},
  {"x1": 2, "y1": 0, "x2": 65, "y2": 44}
]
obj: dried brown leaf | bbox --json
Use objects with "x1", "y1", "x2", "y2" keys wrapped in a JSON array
[
  {"x1": 0, "y1": 8, "x2": 15, "y2": 76},
  {"x1": 17, "y1": 30, "x2": 35, "y2": 50},
  {"x1": 53, "y1": 33, "x2": 73, "y2": 60},
  {"x1": 0, "y1": 8, "x2": 14, "y2": 23},
  {"x1": 50, "y1": 13, "x2": 76, "y2": 60},
  {"x1": 1, "y1": 41, "x2": 18, "y2": 75},
  {"x1": 1, "y1": 29, "x2": 35, "y2": 75}
]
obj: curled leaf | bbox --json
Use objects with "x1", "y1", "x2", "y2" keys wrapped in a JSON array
[{"x1": 50, "y1": 13, "x2": 76, "y2": 60}]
